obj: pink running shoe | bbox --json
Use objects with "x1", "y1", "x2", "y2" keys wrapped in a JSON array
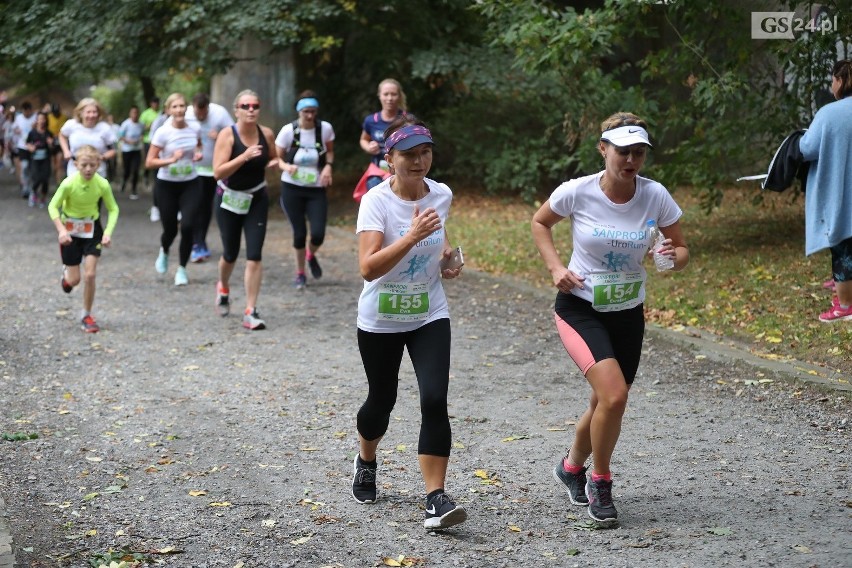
[
  {"x1": 819, "y1": 302, "x2": 852, "y2": 323},
  {"x1": 822, "y1": 279, "x2": 836, "y2": 290}
]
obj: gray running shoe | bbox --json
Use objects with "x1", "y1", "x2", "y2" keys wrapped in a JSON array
[
  {"x1": 585, "y1": 477, "x2": 618, "y2": 525},
  {"x1": 242, "y1": 309, "x2": 266, "y2": 330},
  {"x1": 553, "y1": 459, "x2": 589, "y2": 506}
]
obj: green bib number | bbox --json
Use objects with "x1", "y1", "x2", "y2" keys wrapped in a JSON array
[
  {"x1": 220, "y1": 188, "x2": 253, "y2": 215},
  {"x1": 168, "y1": 160, "x2": 194, "y2": 177},
  {"x1": 589, "y1": 271, "x2": 643, "y2": 312},
  {"x1": 377, "y1": 282, "x2": 430, "y2": 322},
  {"x1": 293, "y1": 166, "x2": 318, "y2": 185}
]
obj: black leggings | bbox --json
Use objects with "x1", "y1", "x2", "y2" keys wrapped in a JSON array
[
  {"x1": 357, "y1": 318, "x2": 452, "y2": 457},
  {"x1": 215, "y1": 187, "x2": 269, "y2": 263},
  {"x1": 154, "y1": 178, "x2": 201, "y2": 267},
  {"x1": 279, "y1": 181, "x2": 327, "y2": 249},
  {"x1": 121, "y1": 150, "x2": 141, "y2": 192},
  {"x1": 29, "y1": 159, "x2": 50, "y2": 197},
  {"x1": 194, "y1": 176, "x2": 218, "y2": 247}
]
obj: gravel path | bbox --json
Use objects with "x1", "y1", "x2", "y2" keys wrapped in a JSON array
[{"x1": 0, "y1": 177, "x2": 849, "y2": 567}]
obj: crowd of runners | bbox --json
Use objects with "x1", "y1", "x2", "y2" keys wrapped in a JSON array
[{"x1": 2, "y1": 60, "x2": 849, "y2": 533}]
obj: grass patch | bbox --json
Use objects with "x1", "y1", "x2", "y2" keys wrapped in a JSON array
[{"x1": 444, "y1": 187, "x2": 850, "y2": 374}]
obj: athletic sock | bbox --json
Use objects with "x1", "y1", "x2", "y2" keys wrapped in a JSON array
[
  {"x1": 591, "y1": 471, "x2": 612, "y2": 483},
  {"x1": 562, "y1": 457, "x2": 584, "y2": 475}
]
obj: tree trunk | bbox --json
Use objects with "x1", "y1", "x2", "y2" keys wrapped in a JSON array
[{"x1": 140, "y1": 76, "x2": 155, "y2": 105}]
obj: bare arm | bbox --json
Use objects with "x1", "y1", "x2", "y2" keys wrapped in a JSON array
[
  {"x1": 658, "y1": 221, "x2": 690, "y2": 271},
  {"x1": 531, "y1": 202, "x2": 585, "y2": 292},
  {"x1": 145, "y1": 143, "x2": 178, "y2": 169},
  {"x1": 358, "y1": 205, "x2": 443, "y2": 281},
  {"x1": 360, "y1": 130, "x2": 379, "y2": 155},
  {"x1": 320, "y1": 139, "x2": 334, "y2": 187}
]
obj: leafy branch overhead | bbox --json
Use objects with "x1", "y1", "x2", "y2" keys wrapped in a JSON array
[{"x1": 2, "y1": 0, "x2": 849, "y2": 207}]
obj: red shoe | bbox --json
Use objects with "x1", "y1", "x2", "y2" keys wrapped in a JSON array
[
  {"x1": 819, "y1": 302, "x2": 852, "y2": 323},
  {"x1": 81, "y1": 315, "x2": 100, "y2": 333},
  {"x1": 822, "y1": 279, "x2": 836, "y2": 290}
]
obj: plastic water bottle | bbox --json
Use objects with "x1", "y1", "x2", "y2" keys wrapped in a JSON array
[{"x1": 646, "y1": 219, "x2": 674, "y2": 272}]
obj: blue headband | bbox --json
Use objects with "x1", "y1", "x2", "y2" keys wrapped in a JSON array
[{"x1": 296, "y1": 98, "x2": 319, "y2": 112}]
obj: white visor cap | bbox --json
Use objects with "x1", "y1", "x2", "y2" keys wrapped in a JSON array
[{"x1": 600, "y1": 125, "x2": 652, "y2": 148}]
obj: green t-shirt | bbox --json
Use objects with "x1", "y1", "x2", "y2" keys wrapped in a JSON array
[
  {"x1": 48, "y1": 173, "x2": 120, "y2": 236},
  {"x1": 139, "y1": 107, "x2": 161, "y2": 144}
]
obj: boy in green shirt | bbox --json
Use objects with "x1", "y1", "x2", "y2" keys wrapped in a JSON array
[{"x1": 48, "y1": 145, "x2": 119, "y2": 333}]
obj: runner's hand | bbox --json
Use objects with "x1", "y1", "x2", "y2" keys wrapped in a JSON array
[
  {"x1": 408, "y1": 206, "x2": 442, "y2": 243},
  {"x1": 553, "y1": 266, "x2": 584, "y2": 292}
]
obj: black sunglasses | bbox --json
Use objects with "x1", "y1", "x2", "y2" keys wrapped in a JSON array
[{"x1": 238, "y1": 103, "x2": 260, "y2": 111}]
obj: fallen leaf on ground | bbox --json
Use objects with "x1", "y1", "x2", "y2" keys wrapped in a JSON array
[{"x1": 708, "y1": 527, "x2": 733, "y2": 536}]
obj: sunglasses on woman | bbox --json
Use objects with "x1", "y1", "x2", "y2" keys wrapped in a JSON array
[{"x1": 239, "y1": 103, "x2": 260, "y2": 110}]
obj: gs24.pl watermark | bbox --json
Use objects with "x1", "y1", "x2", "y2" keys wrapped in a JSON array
[{"x1": 752, "y1": 12, "x2": 840, "y2": 39}]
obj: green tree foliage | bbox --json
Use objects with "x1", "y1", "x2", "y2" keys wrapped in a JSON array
[
  {"x1": 460, "y1": 0, "x2": 850, "y2": 206},
  {"x1": 2, "y1": 0, "x2": 848, "y2": 207},
  {"x1": 0, "y1": 0, "x2": 344, "y2": 101}
]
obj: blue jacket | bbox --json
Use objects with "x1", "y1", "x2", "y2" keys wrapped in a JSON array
[{"x1": 799, "y1": 96, "x2": 852, "y2": 255}]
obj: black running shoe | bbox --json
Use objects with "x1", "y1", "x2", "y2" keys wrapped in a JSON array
[
  {"x1": 585, "y1": 477, "x2": 618, "y2": 524},
  {"x1": 553, "y1": 459, "x2": 589, "y2": 506},
  {"x1": 351, "y1": 455, "x2": 377, "y2": 504},
  {"x1": 307, "y1": 254, "x2": 322, "y2": 279},
  {"x1": 424, "y1": 492, "x2": 467, "y2": 530}
]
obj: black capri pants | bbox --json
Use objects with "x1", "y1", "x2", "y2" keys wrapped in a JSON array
[
  {"x1": 279, "y1": 181, "x2": 327, "y2": 249},
  {"x1": 215, "y1": 187, "x2": 269, "y2": 263},
  {"x1": 357, "y1": 318, "x2": 452, "y2": 457}
]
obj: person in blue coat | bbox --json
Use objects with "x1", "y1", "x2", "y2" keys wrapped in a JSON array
[{"x1": 800, "y1": 60, "x2": 852, "y2": 322}]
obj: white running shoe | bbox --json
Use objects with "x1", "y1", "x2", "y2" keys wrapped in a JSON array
[
  {"x1": 174, "y1": 266, "x2": 189, "y2": 286},
  {"x1": 155, "y1": 248, "x2": 168, "y2": 274}
]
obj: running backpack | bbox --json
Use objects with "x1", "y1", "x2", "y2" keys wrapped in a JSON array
[{"x1": 285, "y1": 120, "x2": 326, "y2": 169}]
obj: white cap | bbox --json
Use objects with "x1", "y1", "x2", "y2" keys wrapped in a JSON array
[{"x1": 600, "y1": 125, "x2": 652, "y2": 148}]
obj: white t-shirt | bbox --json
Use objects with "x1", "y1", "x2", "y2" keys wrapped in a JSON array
[
  {"x1": 275, "y1": 121, "x2": 335, "y2": 187},
  {"x1": 356, "y1": 178, "x2": 453, "y2": 333},
  {"x1": 118, "y1": 119, "x2": 144, "y2": 152},
  {"x1": 150, "y1": 122, "x2": 201, "y2": 182},
  {"x1": 61, "y1": 119, "x2": 117, "y2": 177},
  {"x1": 548, "y1": 172, "x2": 682, "y2": 309},
  {"x1": 185, "y1": 103, "x2": 234, "y2": 176},
  {"x1": 13, "y1": 113, "x2": 37, "y2": 151}
]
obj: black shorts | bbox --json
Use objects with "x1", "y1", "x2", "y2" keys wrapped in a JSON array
[
  {"x1": 830, "y1": 237, "x2": 852, "y2": 283},
  {"x1": 60, "y1": 219, "x2": 104, "y2": 266},
  {"x1": 554, "y1": 292, "x2": 645, "y2": 384}
]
